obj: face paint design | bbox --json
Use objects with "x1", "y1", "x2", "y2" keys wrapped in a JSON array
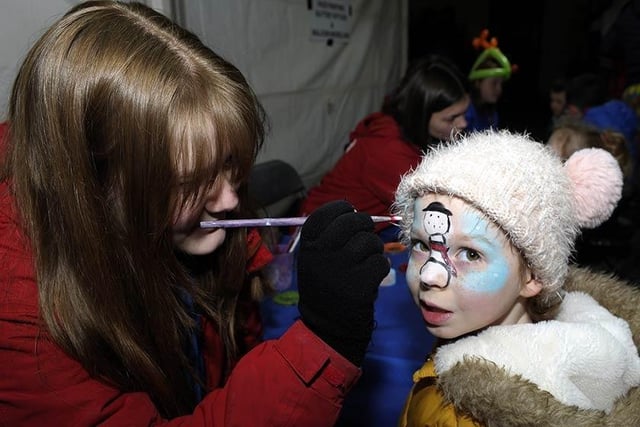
[
  {"x1": 457, "y1": 210, "x2": 510, "y2": 294},
  {"x1": 420, "y1": 201, "x2": 457, "y2": 287},
  {"x1": 408, "y1": 195, "x2": 535, "y2": 339}
]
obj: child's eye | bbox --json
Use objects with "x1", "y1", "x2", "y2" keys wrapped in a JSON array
[
  {"x1": 410, "y1": 239, "x2": 430, "y2": 253},
  {"x1": 459, "y1": 248, "x2": 481, "y2": 262}
]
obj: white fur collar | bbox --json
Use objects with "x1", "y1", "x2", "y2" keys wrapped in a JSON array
[{"x1": 433, "y1": 291, "x2": 640, "y2": 413}]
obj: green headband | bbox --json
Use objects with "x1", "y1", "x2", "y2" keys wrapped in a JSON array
[{"x1": 469, "y1": 47, "x2": 512, "y2": 81}]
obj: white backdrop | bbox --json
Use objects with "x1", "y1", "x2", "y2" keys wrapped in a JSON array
[
  {"x1": 0, "y1": 0, "x2": 171, "y2": 119},
  {"x1": 177, "y1": 0, "x2": 407, "y2": 187},
  {"x1": 0, "y1": 1, "x2": 74, "y2": 120},
  {"x1": 0, "y1": 0, "x2": 407, "y2": 188}
]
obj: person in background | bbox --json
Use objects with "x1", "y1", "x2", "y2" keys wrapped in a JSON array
[
  {"x1": 0, "y1": 2, "x2": 389, "y2": 425},
  {"x1": 563, "y1": 72, "x2": 608, "y2": 119},
  {"x1": 583, "y1": 99, "x2": 639, "y2": 171},
  {"x1": 561, "y1": 70, "x2": 638, "y2": 168},
  {"x1": 548, "y1": 78, "x2": 567, "y2": 133},
  {"x1": 300, "y1": 54, "x2": 469, "y2": 234},
  {"x1": 393, "y1": 130, "x2": 640, "y2": 426},
  {"x1": 548, "y1": 117, "x2": 633, "y2": 178},
  {"x1": 599, "y1": 0, "x2": 640, "y2": 122},
  {"x1": 548, "y1": 114, "x2": 639, "y2": 279},
  {"x1": 465, "y1": 29, "x2": 516, "y2": 132}
]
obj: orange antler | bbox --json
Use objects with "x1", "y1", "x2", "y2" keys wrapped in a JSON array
[{"x1": 472, "y1": 29, "x2": 498, "y2": 51}]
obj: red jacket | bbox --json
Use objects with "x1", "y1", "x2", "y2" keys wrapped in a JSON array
[
  {"x1": 0, "y1": 127, "x2": 359, "y2": 426},
  {"x1": 301, "y1": 113, "x2": 422, "y2": 227}
]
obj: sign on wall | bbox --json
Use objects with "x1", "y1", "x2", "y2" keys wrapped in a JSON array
[{"x1": 308, "y1": 0, "x2": 351, "y2": 45}]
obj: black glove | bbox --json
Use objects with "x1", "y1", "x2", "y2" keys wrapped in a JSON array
[{"x1": 297, "y1": 200, "x2": 389, "y2": 366}]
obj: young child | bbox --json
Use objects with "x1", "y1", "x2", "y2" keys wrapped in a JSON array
[
  {"x1": 393, "y1": 130, "x2": 640, "y2": 425},
  {"x1": 548, "y1": 117, "x2": 637, "y2": 277},
  {"x1": 465, "y1": 30, "x2": 516, "y2": 132},
  {"x1": 0, "y1": 2, "x2": 388, "y2": 425},
  {"x1": 548, "y1": 78, "x2": 567, "y2": 132},
  {"x1": 583, "y1": 99, "x2": 639, "y2": 173},
  {"x1": 548, "y1": 117, "x2": 633, "y2": 178}
]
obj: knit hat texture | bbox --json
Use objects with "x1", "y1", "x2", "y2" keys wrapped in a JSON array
[{"x1": 394, "y1": 130, "x2": 623, "y2": 298}]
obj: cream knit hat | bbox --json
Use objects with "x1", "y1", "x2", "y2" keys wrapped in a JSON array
[{"x1": 394, "y1": 130, "x2": 623, "y2": 300}]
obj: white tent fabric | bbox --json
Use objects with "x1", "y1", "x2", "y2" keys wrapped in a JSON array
[
  {"x1": 0, "y1": 1, "x2": 171, "y2": 119},
  {"x1": 0, "y1": 0, "x2": 407, "y2": 189},
  {"x1": 0, "y1": 1, "x2": 79, "y2": 121},
  {"x1": 177, "y1": 0, "x2": 408, "y2": 188}
]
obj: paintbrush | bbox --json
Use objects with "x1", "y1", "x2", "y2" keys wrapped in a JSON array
[{"x1": 200, "y1": 215, "x2": 402, "y2": 229}]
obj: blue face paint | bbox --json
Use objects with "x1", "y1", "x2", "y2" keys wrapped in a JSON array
[{"x1": 457, "y1": 211, "x2": 510, "y2": 294}]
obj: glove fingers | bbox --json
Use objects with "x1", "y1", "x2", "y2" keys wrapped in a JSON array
[
  {"x1": 301, "y1": 200, "x2": 356, "y2": 241},
  {"x1": 360, "y1": 253, "x2": 391, "y2": 290},
  {"x1": 343, "y1": 231, "x2": 385, "y2": 263},
  {"x1": 315, "y1": 211, "x2": 374, "y2": 249}
]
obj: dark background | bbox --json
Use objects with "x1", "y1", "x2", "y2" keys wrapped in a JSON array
[
  {"x1": 408, "y1": 0, "x2": 612, "y2": 142},
  {"x1": 408, "y1": 0, "x2": 640, "y2": 282}
]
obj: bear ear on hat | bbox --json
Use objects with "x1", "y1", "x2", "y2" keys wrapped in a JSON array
[{"x1": 564, "y1": 147, "x2": 623, "y2": 229}]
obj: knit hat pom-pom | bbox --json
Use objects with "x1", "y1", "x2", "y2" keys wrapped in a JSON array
[{"x1": 564, "y1": 148, "x2": 623, "y2": 229}]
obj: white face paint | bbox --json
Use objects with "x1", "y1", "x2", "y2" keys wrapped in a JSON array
[
  {"x1": 423, "y1": 204, "x2": 450, "y2": 238},
  {"x1": 421, "y1": 201, "x2": 457, "y2": 286},
  {"x1": 406, "y1": 194, "x2": 533, "y2": 339}
]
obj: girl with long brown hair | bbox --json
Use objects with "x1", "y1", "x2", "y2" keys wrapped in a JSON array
[{"x1": 0, "y1": 2, "x2": 388, "y2": 425}]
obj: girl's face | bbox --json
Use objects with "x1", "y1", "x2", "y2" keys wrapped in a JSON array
[
  {"x1": 171, "y1": 178, "x2": 239, "y2": 255},
  {"x1": 428, "y1": 95, "x2": 470, "y2": 141},
  {"x1": 406, "y1": 194, "x2": 541, "y2": 339},
  {"x1": 476, "y1": 76, "x2": 503, "y2": 104}
]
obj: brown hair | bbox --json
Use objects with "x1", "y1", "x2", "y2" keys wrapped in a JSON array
[
  {"x1": 1, "y1": 1, "x2": 265, "y2": 416},
  {"x1": 548, "y1": 118, "x2": 632, "y2": 177}
]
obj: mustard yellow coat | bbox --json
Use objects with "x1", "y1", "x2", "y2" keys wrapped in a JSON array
[{"x1": 398, "y1": 358, "x2": 479, "y2": 427}]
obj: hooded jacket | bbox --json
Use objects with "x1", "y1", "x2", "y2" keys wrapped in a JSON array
[
  {"x1": 301, "y1": 112, "x2": 422, "y2": 227},
  {"x1": 0, "y1": 119, "x2": 360, "y2": 426},
  {"x1": 398, "y1": 266, "x2": 640, "y2": 427}
]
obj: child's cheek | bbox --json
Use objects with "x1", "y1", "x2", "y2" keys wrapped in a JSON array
[
  {"x1": 406, "y1": 252, "x2": 426, "y2": 301},
  {"x1": 456, "y1": 261, "x2": 510, "y2": 294},
  {"x1": 408, "y1": 249, "x2": 428, "y2": 276},
  {"x1": 406, "y1": 263, "x2": 419, "y2": 288}
]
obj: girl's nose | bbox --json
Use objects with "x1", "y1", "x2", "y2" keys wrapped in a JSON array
[
  {"x1": 419, "y1": 259, "x2": 450, "y2": 290},
  {"x1": 205, "y1": 179, "x2": 238, "y2": 213},
  {"x1": 454, "y1": 115, "x2": 468, "y2": 132}
]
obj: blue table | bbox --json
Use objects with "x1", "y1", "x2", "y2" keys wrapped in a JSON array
[{"x1": 260, "y1": 234, "x2": 435, "y2": 426}]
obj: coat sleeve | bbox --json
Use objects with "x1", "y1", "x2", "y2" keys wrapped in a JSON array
[
  {"x1": 191, "y1": 321, "x2": 361, "y2": 427},
  {"x1": 1, "y1": 203, "x2": 360, "y2": 426},
  {"x1": 1, "y1": 288, "x2": 359, "y2": 427}
]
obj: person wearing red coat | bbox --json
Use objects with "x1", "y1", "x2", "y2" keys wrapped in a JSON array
[
  {"x1": 0, "y1": 3, "x2": 388, "y2": 425},
  {"x1": 301, "y1": 55, "x2": 470, "y2": 232}
]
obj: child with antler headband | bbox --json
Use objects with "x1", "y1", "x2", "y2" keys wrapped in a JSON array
[{"x1": 465, "y1": 29, "x2": 517, "y2": 132}]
